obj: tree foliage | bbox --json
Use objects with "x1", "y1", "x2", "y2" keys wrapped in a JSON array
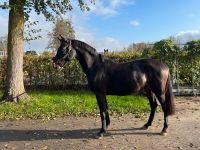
[
  {"x1": 182, "y1": 40, "x2": 200, "y2": 87},
  {"x1": 47, "y1": 18, "x2": 75, "y2": 50},
  {"x1": 183, "y1": 40, "x2": 200, "y2": 59},
  {"x1": 0, "y1": 0, "x2": 93, "y2": 42},
  {"x1": 152, "y1": 39, "x2": 180, "y2": 60},
  {"x1": 25, "y1": 50, "x2": 38, "y2": 55},
  {"x1": 0, "y1": 0, "x2": 93, "y2": 21}
]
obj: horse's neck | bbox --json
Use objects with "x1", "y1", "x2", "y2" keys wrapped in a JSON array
[{"x1": 76, "y1": 49, "x2": 97, "y2": 74}]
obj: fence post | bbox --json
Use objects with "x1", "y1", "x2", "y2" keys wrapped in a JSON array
[
  {"x1": 190, "y1": 54, "x2": 195, "y2": 95},
  {"x1": 175, "y1": 51, "x2": 180, "y2": 95}
]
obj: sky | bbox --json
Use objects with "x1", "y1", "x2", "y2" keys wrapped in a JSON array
[{"x1": 1, "y1": 0, "x2": 200, "y2": 52}]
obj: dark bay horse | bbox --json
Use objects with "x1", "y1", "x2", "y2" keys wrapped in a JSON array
[{"x1": 52, "y1": 37, "x2": 175, "y2": 137}]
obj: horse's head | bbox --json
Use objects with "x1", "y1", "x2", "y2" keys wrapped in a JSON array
[{"x1": 52, "y1": 36, "x2": 76, "y2": 69}]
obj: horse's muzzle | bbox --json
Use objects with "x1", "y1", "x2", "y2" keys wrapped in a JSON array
[{"x1": 52, "y1": 56, "x2": 68, "y2": 71}]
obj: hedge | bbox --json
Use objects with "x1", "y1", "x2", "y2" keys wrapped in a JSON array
[
  {"x1": 0, "y1": 50, "x2": 200, "y2": 89},
  {"x1": 0, "y1": 55, "x2": 87, "y2": 89}
]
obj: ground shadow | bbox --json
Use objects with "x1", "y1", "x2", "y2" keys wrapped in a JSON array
[
  {"x1": 0, "y1": 127, "x2": 162, "y2": 142},
  {"x1": 107, "y1": 127, "x2": 161, "y2": 136}
]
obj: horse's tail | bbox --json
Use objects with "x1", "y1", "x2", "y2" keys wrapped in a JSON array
[{"x1": 165, "y1": 74, "x2": 175, "y2": 116}]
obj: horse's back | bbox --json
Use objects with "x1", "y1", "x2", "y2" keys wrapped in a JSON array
[{"x1": 105, "y1": 58, "x2": 169, "y2": 75}]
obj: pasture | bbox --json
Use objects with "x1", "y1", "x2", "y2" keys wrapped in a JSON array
[{"x1": 0, "y1": 90, "x2": 149, "y2": 120}]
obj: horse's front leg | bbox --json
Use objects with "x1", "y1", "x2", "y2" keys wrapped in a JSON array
[
  {"x1": 96, "y1": 93, "x2": 108, "y2": 137},
  {"x1": 105, "y1": 100, "x2": 110, "y2": 127}
]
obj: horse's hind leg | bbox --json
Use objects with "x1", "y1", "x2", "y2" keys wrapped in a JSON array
[
  {"x1": 96, "y1": 93, "x2": 109, "y2": 136},
  {"x1": 143, "y1": 91, "x2": 157, "y2": 129},
  {"x1": 156, "y1": 94, "x2": 168, "y2": 135}
]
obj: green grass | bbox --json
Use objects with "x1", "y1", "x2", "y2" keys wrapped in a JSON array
[{"x1": 0, "y1": 90, "x2": 150, "y2": 120}]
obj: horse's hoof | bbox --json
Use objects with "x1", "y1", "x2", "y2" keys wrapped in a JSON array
[
  {"x1": 161, "y1": 131, "x2": 168, "y2": 136},
  {"x1": 96, "y1": 130, "x2": 106, "y2": 139},
  {"x1": 106, "y1": 120, "x2": 110, "y2": 127},
  {"x1": 96, "y1": 134, "x2": 103, "y2": 139},
  {"x1": 106, "y1": 124, "x2": 110, "y2": 129},
  {"x1": 141, "y1": 125, "x2": 148, "y2": 130}
]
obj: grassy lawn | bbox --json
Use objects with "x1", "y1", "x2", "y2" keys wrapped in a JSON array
[{"x1": 0, "y1": 90, "x2": 150, "y2": 120}]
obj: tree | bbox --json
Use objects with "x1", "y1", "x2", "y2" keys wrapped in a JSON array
[
  {"x1": 127, "y1": 42, "x2": 149, "y2": 52},
  {"x1": 0, "y1": 0, "x2": 94, "y2": 102},
  {"x1": 152, "y1": 39, "x2": 181, "y2": 90},
  {"x1": 25, "y1": 50, "x2": 38, "y2": 55},
  {"x1": 183, "y1": 40, "x2": 200, "y2": 60},
  {"x1": 152, "y1": 39, "x2": 179, "y2": 61},
  {"x1": 183, "y1": 40, "x2": 200, "y2": 91},
  {"x1": 47, "y1": 18, "x2": 75, "y2": 51}
]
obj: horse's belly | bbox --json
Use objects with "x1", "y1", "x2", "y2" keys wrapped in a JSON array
[
  {"x1": 106, "y1": 73, "x2": 147, "y2": 95},
  {"x1": 106, "y1": 82, "x2": 141, "y2": 95}
]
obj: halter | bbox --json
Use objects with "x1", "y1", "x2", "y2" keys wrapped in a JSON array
[
  {"x1": 69, "y1": 40, "x2": 72, "y2": 51},
  {"x1": 62, "y1": 39, "x2": 73, "y2": 60}
]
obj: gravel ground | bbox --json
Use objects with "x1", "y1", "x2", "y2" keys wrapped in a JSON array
[{"x1": 0, "y1": 97, "x2": 200, "y2": 150}]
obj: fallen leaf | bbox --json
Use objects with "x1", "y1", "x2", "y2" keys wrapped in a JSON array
[
  {"x1": 177, "y1": 146, "x2": 183, "y2": 150},
  {"x1": 25, "y1": 143, "x2": 31, "y2": 146},
  {"x1": 189, "y1": 143, "x2": 194, "y2": 147},
  {"x1": 41, "y1": 146, "x2": 48, "y2": 150}
]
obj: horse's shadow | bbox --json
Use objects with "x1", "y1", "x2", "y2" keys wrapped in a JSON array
[{"x1": 0, "y1": 127, "x2": 161, "y2": 142}]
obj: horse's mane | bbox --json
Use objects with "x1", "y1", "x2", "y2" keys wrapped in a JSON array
[{"x1": 72, "y1": 39, "x2": 98, "y2": 55}]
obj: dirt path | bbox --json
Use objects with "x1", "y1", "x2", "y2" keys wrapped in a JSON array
[{"x1": 0, "y1": 97, "x2": 200, "y2": 150}]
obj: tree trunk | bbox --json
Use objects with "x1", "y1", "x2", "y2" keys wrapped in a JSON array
[{"x1": 2, "y1": 0, "x2": 27, "y2": 102}]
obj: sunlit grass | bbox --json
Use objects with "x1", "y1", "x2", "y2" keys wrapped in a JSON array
[{"x1": 0, "y1": 90, "x2": 149, "y2": 120}]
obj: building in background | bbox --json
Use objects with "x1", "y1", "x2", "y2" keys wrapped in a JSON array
[
  {"x1": 0, "y1": 36, "x2": 7, "y2": 57},
  {"x1": 0, "y1": 50, "x2": 7, "y2": 57}
]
